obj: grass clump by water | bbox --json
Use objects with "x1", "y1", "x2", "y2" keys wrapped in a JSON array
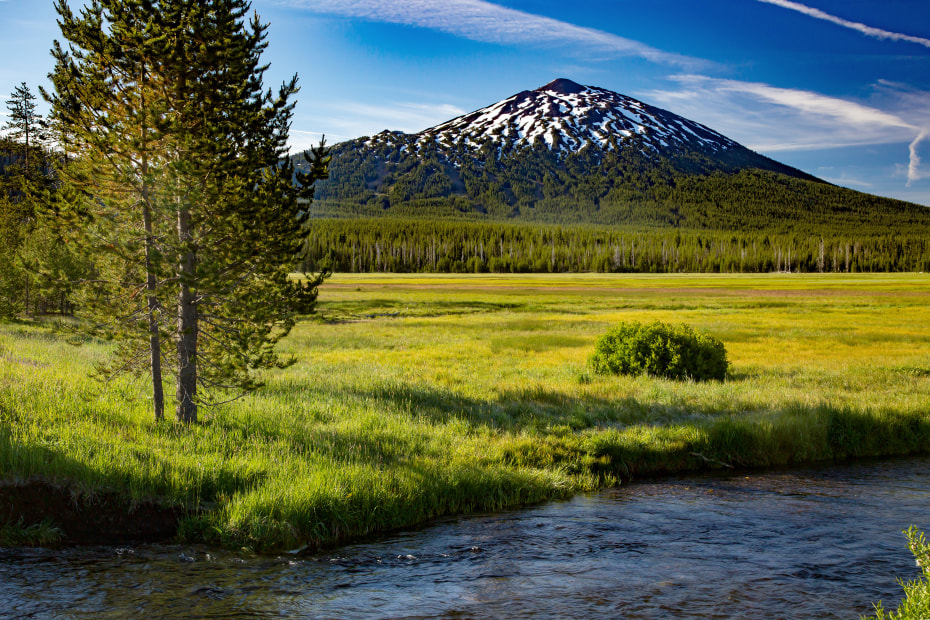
[
  {"x1": 590, "y1": 321, "x2": 728, "y2": 381},
  {"x1": 866, "y1": 527, "x2": 930, "y2": 620},
  {"x1": 2, "y1": 273, "x2": 930, "y2": 552},
  {"x1": 0, "y1": 519, "x2": 64, "y2": 547}
]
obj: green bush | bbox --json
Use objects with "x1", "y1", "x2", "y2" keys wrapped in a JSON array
[
  {"x1": 590, "y1": 321, "x2": 728, "y2": 381},
  {"x1": 867, "y1": 527, "x2": 930, "y2": 619}
]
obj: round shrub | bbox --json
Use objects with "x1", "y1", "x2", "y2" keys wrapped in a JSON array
[{"x1": 590, "y1": 321, "x2": 728, "y2": 381}]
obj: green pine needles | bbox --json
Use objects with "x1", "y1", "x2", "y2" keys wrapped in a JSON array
[
  {"x1": 590, "y1": 321, "x2": 728, "y2": 381},
  {"x1": 44, "y1": 0, "x2": 329, "y2": 423}
]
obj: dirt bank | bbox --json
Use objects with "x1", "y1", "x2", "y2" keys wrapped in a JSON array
[{"x1": 0, "y1": 481, "x2": 187, "y2": 546}]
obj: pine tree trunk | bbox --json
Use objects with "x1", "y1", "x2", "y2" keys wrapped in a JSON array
[
  {"x1": 176, "y1": 206, "x2": 197, "y2": 424},
  {"x1": 140, "y1": 73, "x2": 165, "y2": 422},
  {"x1": 142, "y1": 198, "x2": 165, "y2": 422}
]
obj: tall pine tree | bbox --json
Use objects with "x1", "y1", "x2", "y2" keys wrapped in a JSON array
[{"x1": 45, "y1": 0, "x2": 328, "y2": 423}]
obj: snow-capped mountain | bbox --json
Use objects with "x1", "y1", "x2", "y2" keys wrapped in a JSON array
[
  {"x1": 418, "y1": 78, "x2": 739, "y2": 155},
  {"x1": 349, "y1": 78, "x2": 801, "y2": 176},
  {"x1": 308, "y1": 78, "x2": 840, "y2": 225}
]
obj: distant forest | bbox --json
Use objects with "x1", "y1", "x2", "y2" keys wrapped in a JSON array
[{"x1": 300, "y1": 217, "x2": 930, "y2": 274}]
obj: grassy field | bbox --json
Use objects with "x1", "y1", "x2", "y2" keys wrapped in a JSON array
[{"x1": 2, "y1": 272, "x2": 930, "y2": 551}]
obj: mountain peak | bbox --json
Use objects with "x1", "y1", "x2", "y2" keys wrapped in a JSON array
[
  {"x1": 421, "y1": 79, "x2": 739, "y2": 155},
  {"x1": 536, "y1": 78, "x2": 586, "y2": 95}
]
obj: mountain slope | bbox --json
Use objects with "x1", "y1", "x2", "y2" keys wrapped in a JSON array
[{"x1": 306, "y1": 79, "x2": 928, "y2": 232}]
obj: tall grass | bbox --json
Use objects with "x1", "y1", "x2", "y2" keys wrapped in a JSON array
[{"x1": 2, "y1": 273, "x2": 929, "y2": 551}]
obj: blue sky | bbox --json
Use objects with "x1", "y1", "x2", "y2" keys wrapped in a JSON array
[{"x1": 2, "y1": 0, "x2": 929, "y2": 206}]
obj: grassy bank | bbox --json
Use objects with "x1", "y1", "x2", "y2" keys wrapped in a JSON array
[{"x1": 2, "y1": 273, "x2": 930, "y2": 551}]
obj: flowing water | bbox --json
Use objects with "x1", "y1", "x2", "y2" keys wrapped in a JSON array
[{"x1": 2, "y1": 457, "x2": 928, "y2": 619}]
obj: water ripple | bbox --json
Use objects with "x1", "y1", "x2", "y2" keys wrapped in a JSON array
[{"x1": 1, "y1": 457, "x2": 928, "y2": 619}]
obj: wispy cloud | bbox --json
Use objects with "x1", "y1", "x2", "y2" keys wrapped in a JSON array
[
  {"x1": 907, "y1": 131, "x2": 928, "y2": 185},
  {"x1": 283, "y1": 0, "x2": 704, "y2": 68},
  {"x1": 757, "y1": 0, "x2": 930, "y2": 48},
  {"x1": 290, "y1": 100, "x2": 468, "y2": 151},
  {"x1": 646, "y1": 75, "x2": 916, "y2": 149},
  {"x1": 334, "y1": 101, "x2": 467, "y2": 131},
  {"x1": 288, "y1": 130, "x2": 332, "y2": 155},
  {"x1": 813, "y1": 168, "x2": 875, "y2": 190},
  {"x1": 643, "y1": 75, "x2": 930, "y2": 183},
  {"x1": 875, "y1": 81, "x2": 930, "y2": 185}
]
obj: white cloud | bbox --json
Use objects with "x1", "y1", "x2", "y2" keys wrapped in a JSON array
[
  {"x1": 908, "y1": 131, "x2": 928, "y2": 185},
  {"x1": 643, "y1": 75, "x2": 930, "y2": 184},
  {"x1": 873, "y1": 81, "x2": 930, "y2": 184},
  {"x1": 282, "y1": 0, "x2": 704, "y2": 68},
  {"x1": 288, "y1": 130, "x2": 329, "y2": 155},
  {"x1": 757, "y1": 0, "x2": 930, "y2": 48},
  {"x1": 815, "y1": 171, "x2": 874, "y2": 190},
  {"x1": 335, "y1": 101, "x2": 467, "y2": 132},
  {"x1": 289, "y1": 100, "x2": 468, "y2": 151},
  {"x1": 644, "y1": 75, "x2": 917, "y2": 149}
]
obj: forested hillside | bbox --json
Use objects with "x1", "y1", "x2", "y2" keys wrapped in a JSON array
[{"x1": 308, "y1": 135, "x2": 930, "y2": 234}]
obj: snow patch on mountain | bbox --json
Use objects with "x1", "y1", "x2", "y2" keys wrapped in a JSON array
[{"x1": 407, "y1": 78, "x2": 740, "y2": 156}]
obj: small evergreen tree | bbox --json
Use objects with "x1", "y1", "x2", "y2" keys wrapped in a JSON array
[{"x1": 3, "y1": 82, "x2": 47, "y2": 176}]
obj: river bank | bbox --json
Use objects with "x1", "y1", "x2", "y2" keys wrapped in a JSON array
[
  {"x1": 3, "y1": 456, "x2": 928, "y2": 618},
  {"x1": 2, "y1": 273, "x2": 929, "y2": 551}
]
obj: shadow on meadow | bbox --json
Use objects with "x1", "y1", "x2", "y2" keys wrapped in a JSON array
[
  {"x1": 315, "y1": 299, "x2": 528, "y2": 323},
  {"x1": 250, "y1": 375, "x2": 930, "y2": 481}
]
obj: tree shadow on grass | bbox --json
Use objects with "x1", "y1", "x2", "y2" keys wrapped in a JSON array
[
  {"x1": 15, "y1": 378, "x2": 928, "y2": 550},
  {"x1": 245, "y1": 376, "x2": 930, "y2": 481},
  {"x1": 218, "y1": 370, "x2": 930, "y2": 492},
  {"x1": 0, "y1": 438, "x2": 188, "y2": 545}
]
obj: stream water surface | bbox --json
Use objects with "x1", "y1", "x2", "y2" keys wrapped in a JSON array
[{"x1": 2, "y1": 456, "x2": 928, "y2": 619}]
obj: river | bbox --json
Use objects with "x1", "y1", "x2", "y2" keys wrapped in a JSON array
[{"x1": 2, "y1": 456, "x2": 928, "y2": 619}]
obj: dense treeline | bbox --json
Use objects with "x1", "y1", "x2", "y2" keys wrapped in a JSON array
[
  {"x1": 1, "y1": 82, "x2": 86, "y2": 318},
  {"x1": 0, "y1": 136, "x2": 84, "y2": 318},
  {"x1": 300, "y1": 217, "x2": 930, "y2": 274},
  {"x1": 305, "y1": 132, "x2": 930, "y2": 234}
]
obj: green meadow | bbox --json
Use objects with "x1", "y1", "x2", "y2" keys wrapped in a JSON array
[{"x1": 2, "y1": 272, "x2": 930, "y2": 551}]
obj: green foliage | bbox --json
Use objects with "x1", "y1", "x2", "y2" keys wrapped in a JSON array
[
  {"x1": 2, "y1": 82, "x2": 47, "y2": 171},
  {"x1": 0, "y1": 195, "x2": 26, "y2": 319},
  {"x1": 0, "y1": 121, "x2": 76, "y2": 320},
  {"x1": 45, "y1": 0, "x2": 329, "y2": 422},
  {"x1": 866, "y1": 527, "x2": 930, "y2": 619},
  {"x1": 590, "y1": 321, "x2": 728, "y2": 381},
  {"x1": 0, "y1": 519, "x2": 64, "y2": 547}
]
